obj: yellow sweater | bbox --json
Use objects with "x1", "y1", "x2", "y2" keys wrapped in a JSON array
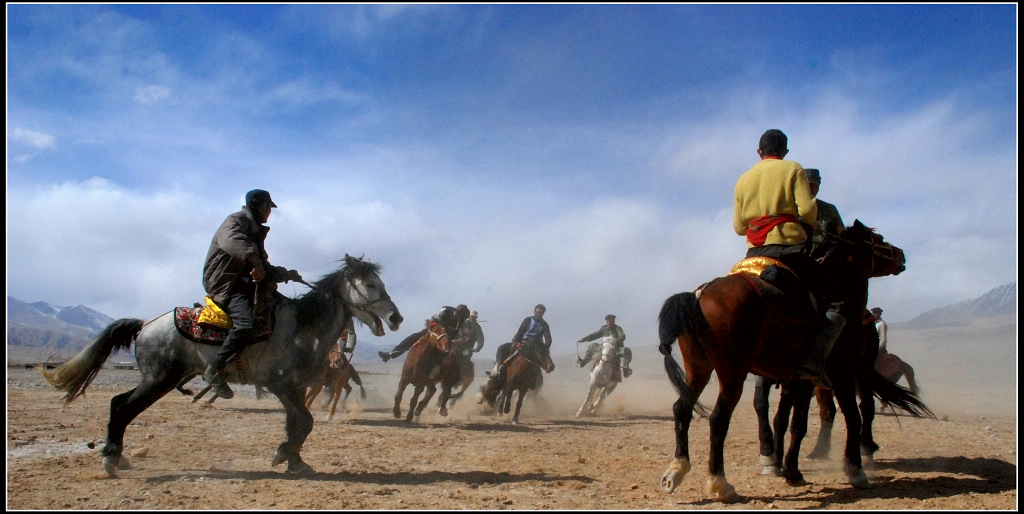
[{"x1": 732, "y1": 158, "x2": 817, "y2": 247}]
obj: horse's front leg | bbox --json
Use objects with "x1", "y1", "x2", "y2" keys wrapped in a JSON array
[
  {"x1": 393, "y1": 380, "x2": 408, "y2": 419},
  {"x1": 705, "y1": 373, "x2": 744, "y2": 503},
  {"x1": 268, "y1": 382, "x2": 315, "y2": 475},
  {"x1": 416, "y1": 383, "x2": 437, "y2": 417},
  {"x1": 807, "y1": 387, "x2": 837, "y2": 459},
  {"x1": 753, "y1": 377, "x2": 778, "y2": 474},
  {"x1": 512, "y1": 389, "x2": 527, "y2": 424},
  {"x1": 834, "y1": 381, "x2": 869, "y2": 488},
  {"x1": 406, "y1": 385, "x2": 424, "y2": 424},
  {"x1": 780, "y1": 381, "x2": 814, "y2": 486},
  {"x1": 436, "y1": 384, "x2": 452, "y2": 417},
  {"x1": 576, "y1": 384, "x2": 597, "y2": 418},
  {"x1": 857, "y1": 383, "x2": 879, "y2": 464}
]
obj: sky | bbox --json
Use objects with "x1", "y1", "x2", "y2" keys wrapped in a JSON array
[{"x1": 6, "y1": 4, "x2": 1018, "y2": 357}]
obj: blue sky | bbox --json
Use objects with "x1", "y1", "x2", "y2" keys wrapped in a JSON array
[{"x1": 7, "y1": 4, "x2": 1017, "y2": 355}]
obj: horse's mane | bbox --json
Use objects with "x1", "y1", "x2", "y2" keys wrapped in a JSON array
[{"x1": 291, "y1": 256, "x2": 382, "y2": 330}]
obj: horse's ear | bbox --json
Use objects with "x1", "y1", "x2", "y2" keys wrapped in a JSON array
[{"x1": 852, "y1": 219, "x2": 866, "y2": 230}]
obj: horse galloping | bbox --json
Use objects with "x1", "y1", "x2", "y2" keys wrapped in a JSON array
[
  {"x1": 392, "y1": 320, "x2": 451, "y2": 424},
  {"x1": 496, "y1": 341, "x2": 555, "y2": 424},
  {"x1": 304, "y1": 350, "x2": 365, "y2": 422},
  {"x1": 42, "y1": 255, "x2": 403, "y2": 477},
  {"x1": 658, "y1": 221, "x2": 932, "y2": 502},
  {"x1": 576, "y1": 336, "x2": 623, "y2": 417}
]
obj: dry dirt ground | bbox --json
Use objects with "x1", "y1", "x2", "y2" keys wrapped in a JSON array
[{"x1": 6, "y1": 363, "x2": 1017, "y2": 511}]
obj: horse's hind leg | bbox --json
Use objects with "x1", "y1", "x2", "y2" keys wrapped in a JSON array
[
  {"x1": 661, "y1": 366, "x2": 712, "y2": 494},
  {"x1": 102, "y1": 379, "x2": 178, "y2": 477},
  {"x1": 175, "y1": 374, "x2": 197, "y2": 396},
  {"x1": 857, "y1": 382, "x2": 879, "y2": 464}
]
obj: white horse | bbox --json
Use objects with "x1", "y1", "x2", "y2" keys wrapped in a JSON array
[{"x1": 576, "y1": 336, "x2": 624, "y2": 417}]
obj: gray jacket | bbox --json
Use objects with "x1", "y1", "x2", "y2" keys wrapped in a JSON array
[{"x1": 202, "y1": 206, "x2": 289, "y2": 307}]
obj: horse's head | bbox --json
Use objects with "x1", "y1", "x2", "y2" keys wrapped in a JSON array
[
  {"x1": 825, "y1": 220, "x2": 906, "y2": 279},
  {"x1": 531, "y1": 342, "x2": 556, "y2": 373},
  {"x1": 422, "y1": 319, "x2": 450, "y2": 353},
  {"x1": 336, "y1": 254, "x2": 403, "y2": 336}
]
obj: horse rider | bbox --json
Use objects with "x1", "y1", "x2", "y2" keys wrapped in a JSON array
[
  {"x1": 804, "y1": 168, "x2": 846, "y2": 260},
  {"x1": 871, "y1": 307, "x2": 889, "y2": 364},
  {"x1": 576, "y1": 314, "x2": 632, "y2": 378},
  {"x1": 202, "y1": 189, "x2": 303, "y2": 400},
  {"x1": 732, "y1": 129, "x2": 845, "y2": 390},
  {"x1": 453, "y1": 309, "x2": 486, "y2": 366},
  {"x1": 484, "y1": 304, "x2": 553, "y2": 388},
  {"x1": 378, "y1": 304, "x2": 469, "y2": 362}
]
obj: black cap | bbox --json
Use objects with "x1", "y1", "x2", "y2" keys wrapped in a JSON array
[
  {"x1": 245, "y1": 189, "x2": 277, "y2": 208},
  {"x1": 605, "y1": 314, "x2": 616, "y2": 321},
  {"x1": 805, "y1": 168, "x2": 821, "y2": 184}
]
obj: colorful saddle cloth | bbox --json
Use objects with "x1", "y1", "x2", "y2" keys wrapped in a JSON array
[{"x1": 173, "y1": 303, "x2": 273, "y2": 345}]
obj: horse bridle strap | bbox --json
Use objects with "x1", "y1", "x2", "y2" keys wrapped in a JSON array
[{"x1": 300, "y1": 274, "x2": 392, "y2": 316}]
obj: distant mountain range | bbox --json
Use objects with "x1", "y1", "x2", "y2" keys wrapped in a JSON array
[{"x1": 894, "y1": 282, "x2": 1017, "y2": 329}]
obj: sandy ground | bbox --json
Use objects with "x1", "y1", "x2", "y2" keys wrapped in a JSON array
[{"x1": 6, "y1": 361, "x2": 1017, "y2": 511}]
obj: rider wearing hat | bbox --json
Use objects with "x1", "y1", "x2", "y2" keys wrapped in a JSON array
[
  {"x1": 201, "y1": 189, "x2": 302, "y2": 399},
  {"x1": 576, "y1": 314, "x2": 632, "y2": 378}
]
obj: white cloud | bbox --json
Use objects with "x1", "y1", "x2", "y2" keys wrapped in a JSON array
[
  {"x1": 8, "y1": 127, "x2": 56, "y2": 149},
  {"x1": 133, "y1": 85, "x2": 171, "y2": 103}
]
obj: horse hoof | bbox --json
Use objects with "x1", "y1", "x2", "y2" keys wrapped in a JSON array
[
  {"x1": 393, "y1": 406, "x2": 401, "y2": 419},
  {"x1": 784, "y1": 473, "x2": 806, "y2": 487},
  {"x1": 439, "y1": 406, "x2": 448, "y2": 417},
  {"x1": 287, "y1": 462, "x2": 315, "y2": 476},
  {"x1": 271, "y1": 451, "x2": 288, "y2": 467},
  {"x1": 761, "y1": 465, "x2": 780, "y2": 476},
  {"x1": 849, "y1": 469, "x2": 870, "y2": 489},
  {"x1": 102, "y1": 456, "x2": 119, "y2": 478},
  {"x1": 660, "y1": 458, "x2": 691, "y2": 493},
  {"x1": 118, "y1": 455, "x2": 133, "y2": 470},
  {"x1": 707, "y1": 475, "x2": 739, "y2": 503},
  {"x1": 807, "y1": 450, "x2": 829, "y2": 460}
]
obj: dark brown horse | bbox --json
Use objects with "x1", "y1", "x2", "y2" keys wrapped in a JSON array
[
  {"x1": 658, "y1": 220, "x2": 932, "y2": 502},
  {"x1": 392, "y1": 320, "x2": 451, "y2": 424},
  {"x1": 495, "y1": 341, "x2": 555, "y2": 424}
]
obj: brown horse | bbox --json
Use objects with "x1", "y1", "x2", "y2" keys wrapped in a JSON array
[
  {"x1": 392, "y1": 320, "x2": 451, "y2": 424},
  {"x1": 876, "y1": 351, "x2": 918, "y2": 410},
  {"x1": 496, "y1": 341, "x2": 555, "y2": 424},
  {"x1": 434, "y1": 350, "x2": 476, "y2": 416},
  {"x1": 658, "y1": 220, "x2": 932, "y2": 502},
  {"x1": 304, "y1": 346, "x2": 364, "y2": 421}
]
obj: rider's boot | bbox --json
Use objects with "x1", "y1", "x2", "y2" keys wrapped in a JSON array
[
  {"x1": 577, "y1": 355, "x2": 589, "y2": 368},
  {"x1": 797, "y1": 310, "x2": 846, "y2": 390},
  {"x1": 203, "y1": 363, "x2": 235, "y2": 400}
]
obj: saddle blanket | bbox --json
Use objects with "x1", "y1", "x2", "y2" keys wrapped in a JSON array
[
  {"x1": 173, "y1": 306, "x2": 272, "y2": 345},
  {"x1": 727, "y1": 257, "x2": 817, "y2": 323}
]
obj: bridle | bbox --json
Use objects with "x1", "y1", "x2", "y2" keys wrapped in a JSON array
[
  {"x1": 823, "y1": 230, "x2": 903, "y2": 275},
  {"x1": 298, "y1": 271, "x2": 393, "y2": 317}
]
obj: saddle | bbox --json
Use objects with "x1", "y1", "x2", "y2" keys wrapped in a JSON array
[
  {"x1": 726, "y1": 257, "x2": 817, "y2": 324},
  {"x1": 173, "y1": 298, "x2": 274, "y2": 345}
]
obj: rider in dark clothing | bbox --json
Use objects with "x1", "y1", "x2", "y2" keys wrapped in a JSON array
[
  {"x1": 479, "y1": 304, "x2": 552, "y2": 404},
  {"x1": 378, "y1": 304, "x2": 469, "y2": 362},
  {"x1": 202, "y1": 189, "x2": 302, "y2": 400}
]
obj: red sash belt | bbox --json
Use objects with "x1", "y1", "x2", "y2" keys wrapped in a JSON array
[{"x1": 746, "y1": 214, "x2": 798, "y2": 246}]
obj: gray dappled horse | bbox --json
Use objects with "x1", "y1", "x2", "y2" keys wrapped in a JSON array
[
  {"x1": 576, "y1": 336, "x2": 623, "y2": 417},
  {"x1": 42, "y1": 255, "x2": 403, "y2": 477}
]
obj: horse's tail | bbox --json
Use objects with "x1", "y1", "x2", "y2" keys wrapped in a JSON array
[
  {"x1": 869, "y1": 368, "x2": 934, "y2": 419},
  {"x1": 349, "y1": 366, "x2": 367, "y2": 399},
  {"x1": 658, "y1": 292, "x2": 710, "y2": 417},
  {"x1": 40, "y1": 318, "x2": 144, "y2": 404}
]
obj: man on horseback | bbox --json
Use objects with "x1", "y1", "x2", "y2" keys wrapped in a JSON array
[
  {"x1": 378, "y1": 304, "x2": 469, "y2": 362},
  {"x1": 576, "y1": 314, "x2": 632, "y2": 378},
  {"x1": 201, "y1": 189, "x2": 303, "y2": 400},
  {"x1": 805, "y1": 168, "x2": 846, "y2": 260},
  {"x1": 732, "y1": 129, "x2": 845, "y2": 390},
  {"x1": 481, "y1": 304, "x2": 552, "y2": 397},
  {"x1": 453, "y1": 309, "x2": 486, "y2": 362}
]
